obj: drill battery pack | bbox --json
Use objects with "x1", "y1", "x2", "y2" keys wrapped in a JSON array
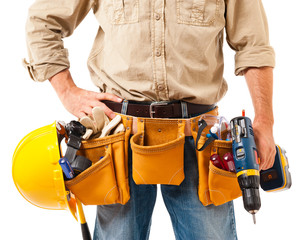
[{"x1": 260, "y1": 145, "x2": 292, "y2": 192}]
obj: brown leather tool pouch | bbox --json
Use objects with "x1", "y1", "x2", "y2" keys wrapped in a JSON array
[
  {"x1": 191, "y1": 107, "x2": 241, "y2": 206},
  {"x1": 65, "y1": 116, "x2": 132, "y2": 206},
  {"x1": 130, "y1": 118, "x2": 185, "y2": 185}
]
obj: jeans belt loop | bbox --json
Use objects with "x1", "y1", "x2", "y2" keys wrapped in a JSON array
[
  {"x1": 180, "y1": 101, "x2": 188, "y2": 118},
  {"x1": 121, "y1": 100, "x2": 129, "y2": 115}
]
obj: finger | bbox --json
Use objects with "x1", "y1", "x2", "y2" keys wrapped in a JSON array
[
  {"x1": 78, "y1": 111, "x2": 88, "y2": 119},
  {"x1": 93, "y1": 101, "x2": 116, "y2": 119},
  {"x1": 76, "y1": 105, "x2": 93, "y2": 118},
  {"x1": 83, "y1": 106, "x2": 93, "y2": 117},
  {"x1": 260, "y1": 160, "x2": 268, "y2": 171},
  {"x1": 266, "y1": 152, "x2": 275, "y2": 169},
  {"x1": 260, "y1": 155, "x2": 273, "y2": 170},
  {"x1": 260, "y1": 152, "x2": 269, "y2": 170},
  {"x1": 96, "y1": 93, "x2": 123, "y2": 102},
  {"x1": 259, "y1": 152, "x2": 269, "y2": 171},
  {"x1": 259, "y1": 159, "x2": 266, "y2": 171},
  {"x1": 263, "y1": 147, "x2": 276, "y2": 170},
  {"x1": 103, "y1": 107, "x2": 116, "y2": 120}
]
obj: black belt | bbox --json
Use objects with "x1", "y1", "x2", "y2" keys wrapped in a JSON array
[{"x1": 102, "y1": 100, "x2": 215, "y2": 118}]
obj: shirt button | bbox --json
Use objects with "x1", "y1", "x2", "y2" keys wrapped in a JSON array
[
  {"x1": 158, "y1": 85, "x2": 164, "y2": 91},
  {"x1": 155, "y1": 13, "x2": 161, "y2": 21},
  {"x1": 156, "y1": 50, "x2": 161, "y2": 57}
]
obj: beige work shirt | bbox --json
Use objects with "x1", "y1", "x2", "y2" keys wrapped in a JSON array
[{"x1": 24, "y1": 0, "x2": 275, "y2": 105}]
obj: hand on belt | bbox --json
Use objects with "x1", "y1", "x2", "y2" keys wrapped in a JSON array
[{"x1": 102, "y1": 100, "x2": 215, "y2": 119}]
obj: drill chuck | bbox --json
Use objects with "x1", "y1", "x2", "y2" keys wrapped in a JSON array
[
  {"x1": 238, "y1": 174, "x2": 261, "y2": 212},
  {"x1": 242, "y1": 188, "x2": 261, "y2": 212},
  {"x1": 237, "y1": 174, "x2": 261, "y2": 214}
]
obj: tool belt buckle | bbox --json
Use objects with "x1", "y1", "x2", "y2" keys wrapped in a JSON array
[{"x1": 149, "y1": 101, "x2": 169, "y2": 118}]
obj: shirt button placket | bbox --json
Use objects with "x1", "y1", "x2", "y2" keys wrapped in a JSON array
[{"x1": 152, "y1": 0, "x2": 167, "y2": 100}]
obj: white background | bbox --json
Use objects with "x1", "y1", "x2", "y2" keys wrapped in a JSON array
[{"x1": 1, "y1": 1, "x2": 301, "y2": 239}]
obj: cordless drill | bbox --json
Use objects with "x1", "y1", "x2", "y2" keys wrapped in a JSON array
[{"x1": 230, "y1": 116, "x2": 261, "y2": 224}]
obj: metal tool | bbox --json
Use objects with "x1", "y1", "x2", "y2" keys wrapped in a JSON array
[{"x1": 63, "y1": 121, "x2": 92, "y2": 176}]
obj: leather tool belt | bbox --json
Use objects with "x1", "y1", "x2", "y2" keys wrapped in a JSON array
[
  {"x1": 102, "y1": 100, "x2": 216, "y2": 119},
  {"x1": 68, "y1": 104, "x2": 241, "y2": 208}
]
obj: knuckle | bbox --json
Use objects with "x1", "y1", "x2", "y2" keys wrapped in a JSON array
[
  {"x1": 97, "y1": 93, "x2": 106, "y2": 99},
  {"x1": 95, "y1": 101, "x2": 106, "y2": 109}
]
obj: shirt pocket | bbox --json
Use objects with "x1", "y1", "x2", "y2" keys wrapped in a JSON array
[
  {"x1": 107, "y1": 0, "x2": 139, "y2": 24},
  {"x1": 176, "y1": 0, "x2": 220, "y2": 26}
]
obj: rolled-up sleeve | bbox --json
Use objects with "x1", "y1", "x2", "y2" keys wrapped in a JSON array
[
  {"x1": 225, "y1": 0, "x2": 275, "y2": 76},
  {"x1": 25, "y1": 0, "x2": 94, "y2": 82}
]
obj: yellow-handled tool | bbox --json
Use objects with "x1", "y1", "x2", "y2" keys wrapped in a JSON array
[{"x1": 76, "y1": 198, "x2": 91, "y2": 240}]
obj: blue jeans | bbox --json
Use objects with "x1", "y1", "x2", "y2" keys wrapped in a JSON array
[{"x1": 93, "y1": 136, "x2": 237, "y2": 240}]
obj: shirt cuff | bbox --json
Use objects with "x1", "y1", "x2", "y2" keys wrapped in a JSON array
[
  {"x1": 23, "y1": 49, "x2": 70, "y2": 82},
  {"x1": 234, "y1": 46, "x2": 275, "y2": 76}
]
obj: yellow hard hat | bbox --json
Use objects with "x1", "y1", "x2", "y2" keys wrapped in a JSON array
[{"x1": 12, "y1": 122, "x2": 77, "y2": 220}]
